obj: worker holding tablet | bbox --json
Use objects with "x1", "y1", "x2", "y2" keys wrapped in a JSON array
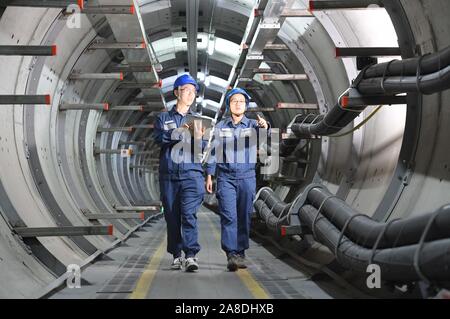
[{"x1": 153, "y1": 74, "x2": 207, "y2": 272}]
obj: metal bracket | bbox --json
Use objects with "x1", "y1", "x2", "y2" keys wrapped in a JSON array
[
  {"x1": 341, "y1": 88, "x2": 407, "y2": 108},
  {"x1": 402, "y1": 168, "x2": 413, "y2": 186},
  {"x1": 280, "y1": 225, "x2": 303, "y2": 236},
  {"x1": 13, "y1": 225, "x2": 113, "y2": 237},
  {"x1": 113, "y1": 205, "x2": 160, "y2": 211},
  {"x1": 85, "y1": 213, "x2": 145, "y2": 221}
]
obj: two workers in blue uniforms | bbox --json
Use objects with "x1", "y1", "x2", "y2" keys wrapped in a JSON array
[
  {"x1": 154, "y1": 74, "x2": 268, "y2": 272},
  {"x1": 205, "y1": 88, "x2": 269, "y2": 271},
  {"x1": 153, "y1": 74, "x2": 207, "y2": 272}
]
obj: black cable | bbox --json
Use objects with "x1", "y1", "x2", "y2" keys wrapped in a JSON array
[
  {"x1": 413, "y1": 210, "x2": 441, "y2": 285},
  {"x1": 290, "y1": 48, "x2": 450, "y2": 138},
  {"x1": 368, "y1": 218, "x2": 399, "y2": 266},
  {"x1": 335, "y1": 214, "x2": 367, "y2": 265},
  {"x1": 254, "y1": 188, "x2": 450, "y2": 283},
  {"x1": 363, "y1": 46, "x2": 450, "y2": 78},
  {"x1": 416, "y1": 54, "x2": 430, "y2": 94},
  {"x1": 312, "y1": 195, "x2": 338, "y2": 239},
  {"x1": 381, "y1": 60, "x2": 397, "y2": 94},
  {"x1": 258, "y1": 187, "x2": 450, "y2": 249}
]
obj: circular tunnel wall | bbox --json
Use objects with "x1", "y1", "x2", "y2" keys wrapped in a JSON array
[{"x1": 0, "y1": 0, "x2": 449, "y2": 298}]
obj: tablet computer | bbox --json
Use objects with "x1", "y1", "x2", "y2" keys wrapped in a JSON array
[{"x1": 185, "y1": 113, "x2": 214, "y2": 129}]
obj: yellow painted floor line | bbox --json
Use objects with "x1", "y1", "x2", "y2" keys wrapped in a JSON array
[
  {"x1": 204, "y1": 212, "x2": 270, "y2": 299},
  {"x1": 129, "y1": 237, "x2": 167, "y2": 299}
]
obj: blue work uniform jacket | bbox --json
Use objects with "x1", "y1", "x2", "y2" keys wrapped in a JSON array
[
  {"x1": 206, "y1": 115, "x2": 269, "y2": 179},
  {"x1": 153, "y1": 107, "x2": 207, "y2": 180}
]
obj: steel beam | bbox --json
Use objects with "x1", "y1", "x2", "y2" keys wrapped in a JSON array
[
  {"x1": 109, "y1": 105, "x2": 144, "y2": 111},
  {"x1": 277, "y1": 103, "x2": 318, "y2": 109},
  {"x1": 59, "y1": 103, "x2": 109, "y2": 111},
  {"x1": 97, "y1": 127, "x2": 133, "y2": 132},
  {"x1": 336, "y1": 47, "x2": 401, "y2": 57},
  {"x1": 309, "y1": 0, "x2": 384, "y2": 10},
  {"x1": 81, "y1": 5, "x2": 134, "y2": 14},
  {"x1": 246, "y1": 107, "x2": 276, "y2": 112},
  {"x1": 132, "y1": 124, "x2": 154, "y2": 129},
  {"x1": 85, "y1": 213, "x2": 144, "y2": 221},
  {"x1": 262, "y1": 74, "x2": 308, "y2": 81},
  {"x1": 109, "y1": 63, "x2": 152, "y2": 72},
  {"x1": 88, "y1": 42, "x2": 145, "y2": 50},
  {"x1": 0, "y1": 0, "x2": 83, "y2": 8},
  {"x1": 253, "y1": 68, "x2": 272, "y2": 73},
  {"x1": 69, "y1": 72, "x2": 123, "y2": 80},
  {"x1": 14, "y1": 225, "x2": 113, "y2": 237},
  {"x1": 0, "y1": 45, "x2": 56, "y2": 56},
  {"x1": 94, "y1": 148, "x2": 132, "y2": 155},
  {"x1": 114, "y1": 206, "x2": 159, "y2": 211},
  {"x1": 279, "y1": 8, "x2": 313, "y2": 17},
  {"x1": 117, "y1": 81, "x2": 162, "y2": 89},
  {"x1": 0, "y1": 95, "x2": 51, "y2": 105},
  {"x1": 340, "y1": 92, "x2": 408, "y2": 108},
  {"x1": 264, "y1": 44, "x2": 288, "y2": 50}
]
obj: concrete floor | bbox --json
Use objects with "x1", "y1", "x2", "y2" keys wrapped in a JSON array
[{"x1": 50, "y1": 206, "x2": 341, "y2": 299}]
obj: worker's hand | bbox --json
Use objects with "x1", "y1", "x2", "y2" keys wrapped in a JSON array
[
  {"x1": 182, "y1": 123, "x2": 191, "y2": 133},
  {"x1": 184, "y1": 121, "x2": 206, "y2": 139},
  {"x1": 205, "y1": 175, "x2": 213, "y2": 193},
  {"x1": 194, "y1": 120, "x2": 206, "y2": 139},
  {"x1": 256, "y1": 114, "x2": 268, "y2": 129}
]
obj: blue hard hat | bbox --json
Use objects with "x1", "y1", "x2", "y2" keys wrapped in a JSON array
[
  {"x1": 173, "y1": 74, "x2": 199, "y2": 92},
  {"x1": 225, "y1": 88, "x2": 251, "y2": 110}
]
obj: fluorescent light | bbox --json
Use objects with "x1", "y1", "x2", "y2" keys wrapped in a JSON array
[
  {"x1": 207, "y1": 36, "x2": 215, "y2": 56},
  {"x1": 198, "y1": 72, "x2": 205, "y2": 81}
]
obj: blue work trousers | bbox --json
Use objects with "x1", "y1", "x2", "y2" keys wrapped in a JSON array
[
  {"x1": 160, "y1": 177, "x2": 205, "y2": 258},
  {"x1": 216, "y1": 176, "x2": 256, "y2": 256}
]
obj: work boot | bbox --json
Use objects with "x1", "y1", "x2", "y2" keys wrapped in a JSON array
[
  {"x1": 184, "y1": 257, "x2": 199, "y2": 272},
  {"x1": 227, "y1": 254, "x2": 238, "y2": 272},
  {"x1": 235, "y1": 255, "x2": 247, "y2": 269}
]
